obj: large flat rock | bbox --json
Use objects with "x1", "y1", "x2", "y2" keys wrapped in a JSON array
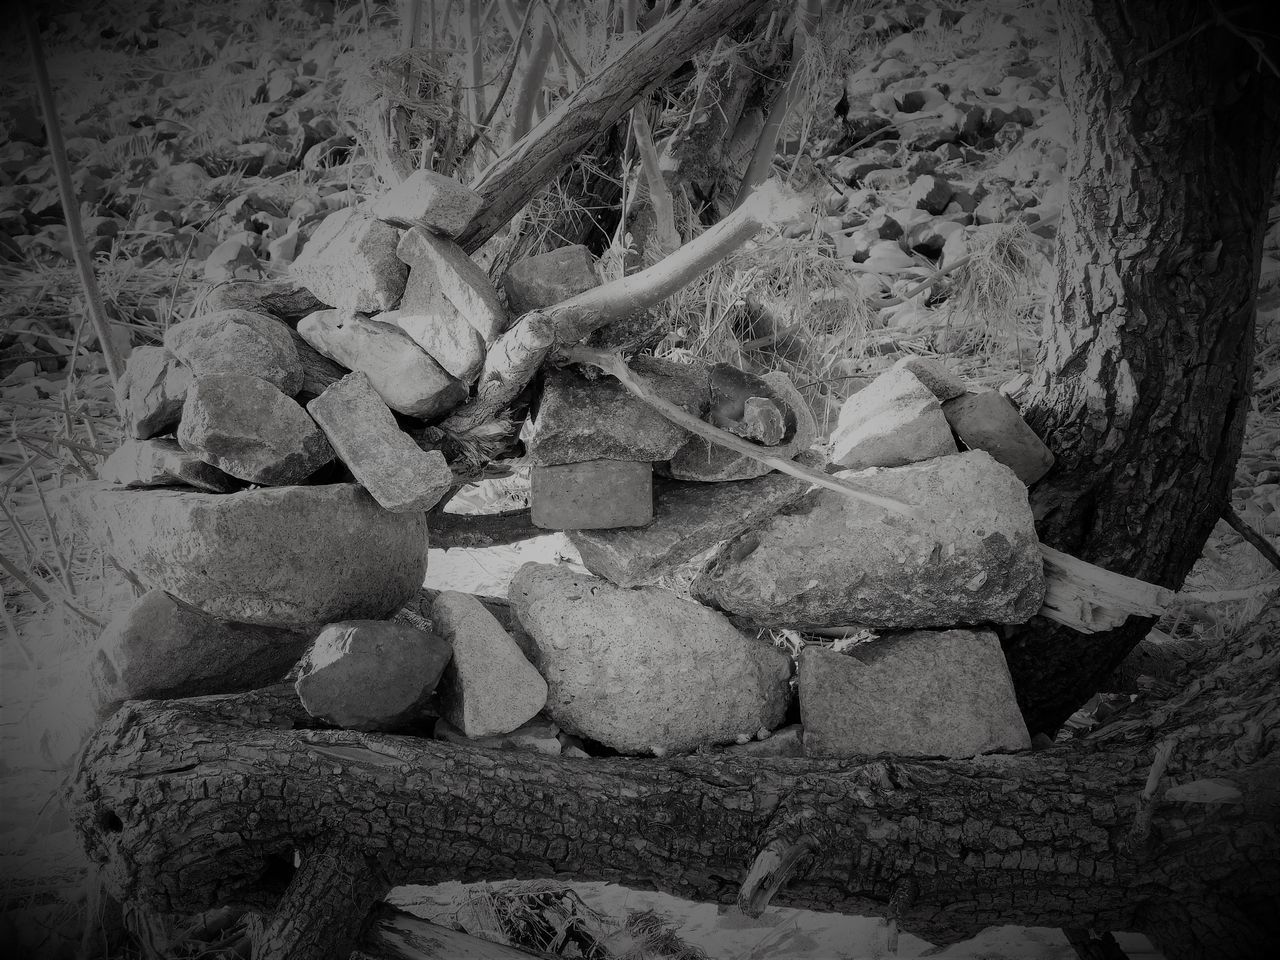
[
  {"x1": 290, "y1": 207, "x2": 407, "y2": 312},
  {"x1": 163, "y1": 309, "x2": 303, "y2": 395},
  {"x1": 692, "y1": 450, "x2": 1045, "y2": 629},
  {"x1": 800, "y1": 630, "x2": 1031, "y2": 758},
  {"x1": 59, "y1": 482, "x2": 430, "y2": 626},
  {"x1": 508, "y1": 563, "x2": 791, "y2": 754},
  {"x1": 397, "y1": 227, "x2": 507, "y2": 342},
  {"x1": 297, "y1": 309, "x2": 466, "y2": 419},
  {"x1": 568, "y1": 471, "x2": 811, "y2": 587},
  {"x1": 828, "y1": 364, "x2": 957, "y2": 469}
]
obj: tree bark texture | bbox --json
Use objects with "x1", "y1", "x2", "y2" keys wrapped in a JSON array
[
  {"x1": 1009, "y1": 0, "x2": 1280, "y2": 734},
  {"x1": 71, "y1": 597, "x2": 1280, "y2": 960}
]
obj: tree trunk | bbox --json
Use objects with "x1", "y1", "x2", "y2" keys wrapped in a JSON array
[
  {"x1": 1007, "y1": 0, "x2": 1280, "y2": 734},
  {"x1": 71, "y1": 597, "x2": 1280, "y2": 960}
]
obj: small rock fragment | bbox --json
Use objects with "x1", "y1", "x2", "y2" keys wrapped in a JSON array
[
  {"x1": 720, "y1": 724, "x2": 804, "y2": 758},
  {"x1": 828, "y1": 364, "x2": 957, "y2": 469},
  {"x1": 530, "y1": 460, "x2": 653, "y2": 530},
  {"x1": 202, "y1": 278, "x2": 326, "y2": 323},
  {"x1": 178, "y1": 374, "x2": 333, "y2": 485},
  {"x1": 397, "y1": 227, "x2": 507, "y2": 342},
  {"x1": 118, "y1": 346, "x2": 191, "y2": 440},
  {"x1": 371, "y1": 169, "x2": 483, "y2": 237},
  {"x1": 430, "y1": 590, "x2": 548, "y2": 737},
  {"x1": 906, "y1": 174, "x2": 954, "y2": 214},
  {"x1": 164, "y1": 309, "x2": 303, "y2": 395},
  {"x1": 100, "y1": 437, "x2": 235, "y2": 493},
  {"x1": 733, "y1": 396, "x2": 787, "y2": 445},
  {"x1": 942, "y1": 389, "x2": 1055, "y2": 486},
  {"x1": 800, "y1": 631, "x2": 1031, "y2": 758},
  {"x1": 291, "y1": 207, "x2": 408, "y2": 312},
  {"x1": 892, "y1": 354, "x2": 967, "y2": 401},
  {"x1": 434, "y1": 715, "x2": 563, "y2": 755},
  {"x1": 295, "y1": 620, "x2": 452, "y2": 731},
  {"x1": 501, "y1": 245, "x2": 599, "y2": 315},
  {"x1": 307, "y1": 372, "x2": 453, "y2": 512},
  {"x1": 297, "y1": 309, "x2": 466, "y2": 418}
]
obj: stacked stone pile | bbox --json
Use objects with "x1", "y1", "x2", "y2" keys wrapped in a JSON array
[{"x1": 70, "y1": 168, "x2": 1060, "y2": 762}]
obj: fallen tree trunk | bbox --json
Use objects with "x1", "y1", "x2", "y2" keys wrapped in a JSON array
[{"x1": 71, "y1": 597, "x2": 1280, "y2": 960}]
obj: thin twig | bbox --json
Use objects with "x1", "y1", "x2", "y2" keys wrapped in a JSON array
[
  {"x1": 1222, "y1": 505, "x2": 1280, "y2": 574},
  {"x1": 0, "y1": 550, "x2": 51, "y2": 604}
]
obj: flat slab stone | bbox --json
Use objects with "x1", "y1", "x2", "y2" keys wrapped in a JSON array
[
  {"x1": 430, "y1": 590, "x2": 548, "y2": 737},
  {"x1": 297, "y1": 309, "x2": 466, "y2": 419},
  {"x1": 202, "y1": 277, "x2": 326, "y2": 323},
  {"x1": 501, "y1": 245, "x2": 599, "y2": 315},
  {"x1": 370, "y1": 169, "x2": 483, "y2": 237},
  {"x1": 669, "y1": 370, "x2": 818, "y2": 482},
  {"x1": 100, "y1": 437, "x2": 235, "y2": 493},
  {"x1": 568, "y1": 471, "x2": 810, "y2": 587},
  {"x1": 692, "y1": 450, "x2": 1045, "y2": 629},
  {"x1": 943, "y1": 389, "x2": 1055, "y2": 485},
  {"x1": 531, "y1": 358, "x2": 709, "y2": 465},
  {"x1": 59, "y1": 482, "x2": 430, "y2": 626},
  {"x1": 509, "y1": 563, "x2": 791, "y2": 755},
  {"x1": 307, "y1": 372, "x2": 453, "y2": 512},
  {"x1": 531, "y1": 460, "x2": 653, "y2": 530},
  {"x1": 800, "y1": 631, "x2": 1031, "y2": 758},
  {"x1": 397, "y1": 227, "x2": 507, "y2": 342},
  {"x1": 386, "y1": 250, "x2": 489, "y2": 381},
  {"x1": 118, "y1": 346, "x2": 191, "y2": 440},
  {"x1": 178, "y1": 374, "x2": 333, "y2": 485},
  {"x1": 829, "y1": 364, "x2": 957, "y2": 469},
  {"x1": 434, "y1": 715, "x2": 563, "y2": 755},
  {"x1": 291, "y1": 207, "x2": 407, "y2": 312},
  {"x1": 163, "y1": 309, "x2": 303, "y2": 395},
  {"x1": 893, "y1": 354, "x2": 967, "y2": 401},
  {"x1": 91, "y1": 589, "x2": 317, "y2": 718},
  {"x1": 295, "y1": 620, "x2": 452, "y2": 731}
]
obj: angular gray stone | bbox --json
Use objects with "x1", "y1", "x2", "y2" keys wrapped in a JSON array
[
  {"x1": 288, "y1": 326, "x2": 349, "y2": 397},
  {"x1": 59, "y1": 482, "x2": 429, "y2": 626},
  {"x1": 203, "y1": 277, "x2": 326, "y2": 323},
  {"x1": 906, "y1": 175, "x2": 954, "y2": 214},
  {"x1": 829, "y1": 364, "x2": 957, "y2": 469},
  {"x1": 297, "y1": 309, "x2": 466, "y2": 418},
  {"x1": 386, "y1": 260, "x2": 488, "y2": 381},
  {"x1": 307, "y1": 372, "x2": 453, "y2": 512},
  {"x1": 531, "y1": 358, "x2": 709, "y2": 465},
  {"x1": 530, "y1": 460, "x2": 653, "y2": 529},
  {"x1": 291, "y1": 207, "x2": 408, "y2": 312},
  {"x1": 434, "y1": 715, "x2": 563, "y2": 755},
  {"x1": 800, "y1": 631, "x2": 1031, "y2": 758},
  {"x1": 370, "y1": 169, "x2": 483, "y2": 237},
  {"x1": 568, "y1": 471, "x2": 811, "y2": 587},
  {"x1": 892, "y1": 355, "x2": 967, "y2": 401},
  {"x1": 692, "y1": 450, "x2": 1045, "y2": 629},
  {"x1": 430, "y1": 590, "x2": 548, "y2": 737},
  {"x1": 508, "y1": 563, "x2": 791, "y2": 754},
  {"x1": 669, "y1": 370, "x2": 818, "y2": 482},
  {"x1": 942, "y1": 389, "x2": 1055, "y2": 486},
  {"x1": 295, "y1": 620, "x2": 452, "y2": 731},
  {"x1": 178, "y1": 374, "x2": 333, "y2": 485},
  {"x1": 163, "y1": 309, "x2": 303, "y2": 395},
  {"x1": 100, "y1": 437, "x2": 235, "y2": 493},
  {"x1": 397, "y1": 227, "x2": 507, "y2": 342},
  {"x1": 501, "y1": 245, "x2": 599, "y2": 315},
  {"x1": 118, "y1": 346, "x2": 191, "y2": 440},
  {"x1": 91, "y1": 589, "x2": 316, "y2": 718}
]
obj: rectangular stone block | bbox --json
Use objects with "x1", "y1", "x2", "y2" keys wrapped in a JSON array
[
  {"x1": 943, "y1": 389, "x2": 1054, "y2": 485},
  {"x1": 501, "y1": 245, "x2": 599, "y2": 315},
  {"x1": 397, "y1": 227, "x2": 508, "y2": 342},
  {"x1": 307, "y1": 372, "x2": 454, "y2": 512},
  {"x1": 531, "y1": 460, "x2": 653, "y2": 530}
]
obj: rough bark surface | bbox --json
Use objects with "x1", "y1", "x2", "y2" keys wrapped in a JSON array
[
  {"x1": 72, "y1": 598, "x2": 1280, "y2": 960},
  {"x1": 1009, "y1": 0, "x2": 1280, "y2": 734}
]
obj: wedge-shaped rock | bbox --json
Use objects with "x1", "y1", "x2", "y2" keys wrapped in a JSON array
[
  {"x1": 163, "y1": 309, "x2": 303, "y2": 395},
  {"x1": 531, "y1": 460, "x2": 652, "y2": 529},
  {"x1": 431, "y1": 590, "x2": 548, "y2": 737},
  {"x1": 295, "y1": 620, "x2": 452, "y2": 732},
  {"x1": 943, "y1": 389, "x2": 1055, "y2": 485},
  {"x1": 829, "y1": 364, "x2": 957, "y2": 469},
  {"x1": 178, "y1": 374, "x2": 333, "y2": 485},
  {"x1": 371, "y1": 169, "x2": 483, "y2": 237},
  {"x1": 307, "y1": 372, "x2": 452, "y2": 512},
  {"x1": 388, "y1": 248, "x2": 489, "y2": 381},
  {"x1": 59, "y1": 482, "x2": 429, "y2": 626},
  {"x1": 531, "y1": 359, "x2": 709, "y2": 465},
  {"x1": 434, "y1": 715, "x2": 562, "y2": 755},
  {"x1": 118, "y1": 346, "x2": 191, "y2": 439},
  {"x1": 501, "y1": 244, "x2": 599, "y2": 315},
  {"x1": 800, "y1": 631, "x2": 1031, "y2": 758},
  {"x1": 291, "y1": 207, "x2": 407, "y2": 312},
  {"x1": 91, "y1": 589, "x2": 317, "y2": 718},
  {"x1": 288, "y1": 326, "x2": 348, "y2": 398},
  {"x1": 893, "y1": 355, "x2": 967, "y2": 401},
  {"x1": 568, "y1": 472, "x2": 810, "y2": 586},
  {"x1": 397, "y1": 227, "x2": 507, "y2": 342},
  {"x1": 669, "y1": 370, "x2": 817, "y2": 482},
  {"x1": 693, "y1": 450, "x2": 1045, "y2": 629},
  {"x1": 100, "y1": 437, "x2": 235, "y2": 493},
  {"x1": 508, "y1": 563, "x2": 791, "y2": 754},
  {"x1": 297, "y1": 309, "x2": 466, "y2": 418},
  {"x1": 203, "y1": 277, "x2": 326, "y2": 323}
]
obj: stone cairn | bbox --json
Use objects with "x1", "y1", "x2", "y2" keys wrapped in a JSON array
[{"x1": 68, "y1": 169, "x2": 1061, "y2": 761}]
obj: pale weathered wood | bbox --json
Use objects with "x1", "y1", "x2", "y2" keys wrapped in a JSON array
[{"x1": 1037, "y1": 544, "x2": 1175, "y2": 634}]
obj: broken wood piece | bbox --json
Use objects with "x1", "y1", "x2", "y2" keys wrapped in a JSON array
[
  {"x1": 737, "y1": 834, "x2": 820, "y2": 918},
  {"x1": 362, "y1": 904, "x2": 543, "y2": 959},
  {"x1": 1037, "y1": 544, "x2": 1175, "y2": 634}
]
